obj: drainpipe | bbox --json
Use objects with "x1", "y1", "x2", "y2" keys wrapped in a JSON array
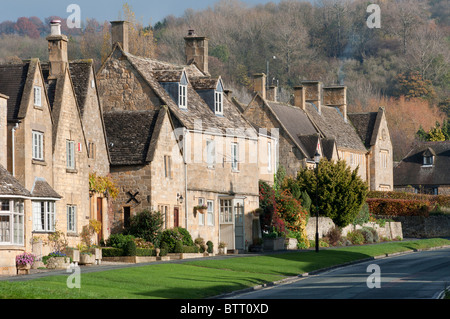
[
  {"x1": 11, "y1": 123, "x2": 19, "y2": 176},
  {"x1": 184, "y1": 127, "x2": 188, "y2": 231}
]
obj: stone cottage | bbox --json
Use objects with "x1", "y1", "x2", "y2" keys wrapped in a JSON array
[
  {"x1": 97, "y1": 22, "x2": 275, "y2": 251},
  {"x1": 242, "y1": 74, "x2": 338, "y2": 177},
  {"x1": 394, "y1": 141, "x2": 450, "y2": 195},
  {"x1": 348, "y1": 107, "x2": 393, "y2": 191}
]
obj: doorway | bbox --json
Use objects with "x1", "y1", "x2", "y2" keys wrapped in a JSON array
[
  {"x1": 97, "y1": 197, "x2": 103, "y2": 243},
  {"x1": 173, "y1": 207, "x2": 179, "y2": 227}
]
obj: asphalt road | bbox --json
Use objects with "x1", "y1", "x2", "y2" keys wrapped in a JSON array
[{"x1": 226, "y1": 247, "x2": 450, "y2": 299}]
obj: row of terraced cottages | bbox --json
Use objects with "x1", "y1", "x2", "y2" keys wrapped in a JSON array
[{"x1": 0, "y1": 20, "x2": 393, "y2": 275}]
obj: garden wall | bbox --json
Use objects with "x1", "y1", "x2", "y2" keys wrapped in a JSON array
[
  {"x1": 392, "y1": 215, "x2": 450, "y2": 238},
  {"x1": 305, "y1": 217, "x2": 403, "y2": 241}
]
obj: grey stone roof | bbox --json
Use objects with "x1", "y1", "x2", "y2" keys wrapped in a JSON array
[
  {"x1": 304, "y1": 103, "x2": 367, "y2": 152},
  {"x1": 103, "y1": 109, "x2": 163, "y2": 165},
  {"x1": 348, "y1": 108, "x2": 384, "y2": 149},
  {"x1": 0, "y1": 165, "x2": 31, "y2": 198},
  {"x1": 0, "y1": 61, "x2": 30, "y2": 122},
  {"x1": 30, "y1": 177, "x2": 62, "y2": 199},
  {"x1": 68, "y1": 60, "x2": 93, "y2": 117},
  {"x1": 394, "y1": 141, "x2": 450, "y2": 187}
]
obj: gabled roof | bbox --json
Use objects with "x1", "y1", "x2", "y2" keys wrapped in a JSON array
[
  {"x1": 68, "y1": 60, "x2": 93, "y2": 117},
  {"x1": 0, "y1": 61, "x2": 30, "y2": 122},
  {"x1": 304, "y1": 103, "x2": 367, "y2": 152},
  {"x1": 106, "y1": 46, "x2": 257, "y2": 138},
  {"x1": 348, "y1": 107, "x2": 385, "y2": 149},
  {"x1": 0, "y1": 165, "x2": 31, "y2": 198},
  {"x1": 30, "y1": 177, "x2": 62, "y2": 199},
  {"x1": 394, "y1": 141, "x2": 450, "y2": 186},
  {"x1": 104, "y1": 109, "x2": 164, "y2": 165}
]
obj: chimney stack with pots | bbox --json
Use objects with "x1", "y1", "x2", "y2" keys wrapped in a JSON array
[
  {"x1": 267, "y1": 85, "x2": 277, "y2": 102},
  {"x1": 46, "y1": 20, "x2": 68, "y2": 78},
  {"x1": 301, "y1": 81, "x2": 322, "y2": 114},
  {"x1": 184, "y1": 29, "x2": 209, "y2": 75},
  {"x1": 252, "y1": 73, "x2": 266, "y2": 100},
  {"x1": 293, "y1": 86, "x2": 306, "y2": 110}
]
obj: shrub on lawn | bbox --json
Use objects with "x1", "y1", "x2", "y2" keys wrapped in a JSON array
[
  {"x1": 346, "y1": 230, "x2": 365, "y2": 245},
  {"x1": 175, "y1": 227, "x2": 194, "y2": 246}
]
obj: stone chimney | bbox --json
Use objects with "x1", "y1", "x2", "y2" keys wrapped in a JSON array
[
  {"x1": 252, "y1": 73, "x2": 266, "y2": 100},
  {"x1": 46, "y1": 20, "x2": 68, "y2": 77},
  {"x1": 323, "y1": 86, "x2": 347, "y2": 122},
  {"x1": 301, "y1": 81, "x2": 322, "y2": 114},
  {"x1": 0, "y1": 93, "x2": 8, "y2": 168},
  {"x1": 184, "y1": 29, "x2": 209, "y2": 75},
  {"x1": 111, "y1": 21, "x2": 129, "y2": 52},
  {"x1": 293, "y1": 86, "x2": 306, "y2": 110},
  {"x1": 267, "y1": 86, "x2": 277, "y2": 102}
]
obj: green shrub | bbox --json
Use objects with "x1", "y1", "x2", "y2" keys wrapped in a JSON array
[
  {"x1": 160, "y1": 229, "x2": 183, "y2": 252},
  {"x1": 354, "y1": 203, "x2": 370, "y2": 225},
  {"x1": 325, "y1": 226, "x2": 342, "y2": 246},
  {"x1": 175, "y1": 227, "x2": 194, "y2": 246},
  {"x1": 174, "y1": 240, "x2": 183, "y2": 253},
  {"x1": 182, "y1": 245, "x2": 199, "y2": 253},
  {"x1": 106, "y1": 233, "x2": 135, "y2": 249},
  {"x1": 123, "y1": 240, "x2": 137, "y2": 256},
  {"x1": 124, "y1": 209, "x2": 164, "y2": 245},
  {"x1": 359, "y1": 228, "x2": 374, "y2": 244},
  {"x1": 102, "y1": 247, "x2": 124, "y2": 257},
  {"x1": 194, "y1": 237, "x2": 206, "y2": 253},
  {"x1": 135, "y1": 248, "x2": 155, "y2": 256},
  {"x1": 367, "y1": 198, "x2": 431, "y2": 217},
  {"x1": 206, "y1": 241, "x2": 214, "y2": 253},
  {"x1": 347, "y1": 230, "x2": 365, "y2": 245}
]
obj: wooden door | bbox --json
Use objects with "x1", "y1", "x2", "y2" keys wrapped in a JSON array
[
  {"x1": 96, "y1": 197, "x2": 103, "y2": 242},
  {"x1": 174, "y1": 207, "x2": 179, "y2": 227}
]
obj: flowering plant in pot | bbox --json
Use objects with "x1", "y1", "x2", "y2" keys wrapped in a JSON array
[
  {"x1": 194, "y1": 205, "x2": 207, "y2": 214},
  {"x1": 16, "y1": 252, "x2": 36, "y2": 269}
]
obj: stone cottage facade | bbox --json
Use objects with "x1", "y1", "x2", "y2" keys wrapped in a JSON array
[{"x1": 97, "y1": 22, "x2": 275, "y2": 251}]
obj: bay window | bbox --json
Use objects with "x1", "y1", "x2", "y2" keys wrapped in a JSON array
[{"x1": 0, "y1": 199, "x2": 24, "y2": 245}]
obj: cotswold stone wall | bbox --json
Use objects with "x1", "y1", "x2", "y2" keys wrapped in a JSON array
[
  {"x1": 392, "y1": 215, "x2": 450, "y2": 238},
  {"x1": 306, "y1": 217, "x2": 403, "y2": 241}
]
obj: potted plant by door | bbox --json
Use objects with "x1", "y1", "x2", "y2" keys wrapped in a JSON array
[
  {"x1": 218, "y1": 242, "x2": 228, "y2": 255},
  {"x1": 16, "y1": 252, "x2": 35, "y2": 275}
]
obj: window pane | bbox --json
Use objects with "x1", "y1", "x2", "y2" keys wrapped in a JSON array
[
  {"x1": 13, "y1": 214, "x2": 23, "y2": 245},
  {"x1": 0, "y1": 215, "x2": 10, "y2": 243},
  {"x1": 1, "y1": 200, "x2": 9, "y2": 211},
  {"x1": 207, "y1": 201, "x2": 214, "y2": 225}
]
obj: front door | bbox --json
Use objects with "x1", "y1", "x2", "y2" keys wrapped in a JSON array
[
  {"x1": 97, "y1": 197, "x2": 103, "y2": 243},
  {"x1": 174, "y1": 207, "x2": 179, "y2": 227},
  {"x1": 234, "y1": 199, "x2": 245, "y2": 250}
]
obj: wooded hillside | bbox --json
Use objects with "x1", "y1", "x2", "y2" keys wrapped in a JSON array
[{"x1": 0, "y1": 0, "x2": 448, "y2": 160}]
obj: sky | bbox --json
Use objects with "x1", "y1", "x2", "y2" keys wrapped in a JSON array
[{"x1": 0, "y1": 0, "x2": 283, "y2": 25}]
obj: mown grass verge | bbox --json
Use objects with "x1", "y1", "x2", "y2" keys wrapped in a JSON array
[{"x1": 0, "y1": 238, "x2": 449, "y2": 299}]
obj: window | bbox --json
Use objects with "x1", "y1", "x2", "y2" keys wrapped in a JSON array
[
  {"x1": 214, "y1": 91, "x2": 223, "y2": 115},
  {"x1": 178, "y1": 84, "x2": 187, "y2": 109},
  {"x1": 34, "y1": 86, "x2": 41, "y2": 107},
  {"x1": 88, "y1": 142, "x2": 96, "y2": 159},
  {"x1": 207, "y1": 200, "x2": 214, "y2": 226},
  {"x1": 231, "y1": 143, "x2": 239, "y2": 171},
  {"x1": 123, "y1": 206, "x2": 131, "y2": 229},
  {"x1": 267, "y1": 142, "x2": 272, "y2": 172},
  {"x1": 158, "y1": 205, "x2": 169, "y2": 228},
  {"x1": 66, "y1": 140, "x2": 75, "y2": 169},
  {"x1": 0, "y1": 200, "x2": 24, "y2": 245},
  {"x1": 67, "y1": 205, "x2": 76, "y2": 233},
  {"x1": 220, "y1": 199, "x2": 233, "y2": 223},
  {"x1": 164, "y1": 155, "x2": 172, "y2": 179},
  {"x1": 380, "y1": 150, "x2": 388, "y2": 169},
  {"x1": 32, "y1": 131, "x2": 44, "y2": 160},
  {"x1": 423, "y1": 156, "x2": 433, "y2": 166},
  {"x1": 198, "y1": 198, "x2": 205, "y2": 226},
  {"x1": 206, "y1": 140, "x2": 215, "y2": 168},
  {"x1": 32, "y1": 201, "x2": 55, "y2": 232}
]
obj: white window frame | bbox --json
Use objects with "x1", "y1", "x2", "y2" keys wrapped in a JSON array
[
  {"x1": 220, "y1": 199, "x2": 233, "y2": 224},
  {"x1": 0, "y1": 199, "x2": 24, "y2": 245},
  {"x1": 380, "y1": 150, "x2": 388, "y2": 169},
  {"x1": 231, "y1": 142, "x2": 239, "y2": 171},
  {"x1": 207, "y1": 200, "x2": 214, "y2": 226},
  {"x1": 32, "y1": 201, "x2": 55, "y2": 232},
  {"x1": 67, "y1": 205, "x2": 76, "y2": 233},
  {"x1": 34, "y1": 86, "x2": 42, "y2": 107},
  {"x1": 32, "y1": 131, "x2": 44, "y2": 161},
  {"x1": 267, "y1": 142, "x2": 272, "y2": 172},
  {"x1": 214, "y1": 91, "x2": 223, "y2": 115},
  {"x1": 198, "y1": 198, "x2": 205, "y2": 226},
  {"x1": 178, "y1": 84, "x2": 187, "y2": 109},
  {"x1": 66, "y1": 140, "x2": 75, "y2": 169}
]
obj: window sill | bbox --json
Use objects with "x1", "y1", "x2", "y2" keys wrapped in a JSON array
[
  {"x1": 32, "y1": 230, "x2": 55, "y2": 234},
  {"x1": 66, "y1": 168, "x2": 78, "y2": 174},
  {"x1": 67, "y1": 232, "x2": 78, "y2": 237},
  {"x1": 231, "y1": 169, "x2": 240, "y2": 173},
  {"x1": 32, "y1": 159, "x2": 47, "y2": 166},
  {"x1": 0, "y1": 244, "x2": 24, "y2": 249},
  {"x1": 33, "y1": 105, "x2": 43, "y2": 110}
]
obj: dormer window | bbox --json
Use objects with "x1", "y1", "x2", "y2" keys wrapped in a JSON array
[
  {"x1": 214, "y1": 80, "x2": 224, "y2": 115},
  {"x1": 178, "y1": 72, "x2": 188, "y2": 109},
  {"x1": 422, "y1": 147, "x2": 435, "y2": 167}
]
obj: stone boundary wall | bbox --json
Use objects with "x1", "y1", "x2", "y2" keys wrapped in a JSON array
[
  {"x1": 392, "y1": 215, "x2": 450, "y2": 238},
  {"x1": 306, "y1": 217, "x2": 403, "y2": 240}
]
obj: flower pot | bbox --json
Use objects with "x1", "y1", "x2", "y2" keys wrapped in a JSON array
[
  {"x1": 197, "y1": 208, "x2": 207, "y2": 214},
  {"x1": 46, "y1": 257, "x2": 70, "y2": 269},
  {"x1": 16, "y1": 264, "x2": 31, "y2": 275},
  {"x1": 218, "y1": 247, "x2": 228, "y2": 255},
  {"x1": 79, "y1": 254, "x2": 95, "y2": 265}
]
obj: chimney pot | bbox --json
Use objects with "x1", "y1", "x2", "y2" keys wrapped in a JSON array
[
  {"x1": 47, "y1": 20, "x2": 68, "y2": 77},
  {"x1": 50, "y1": 20, "x2": 62, "y2": 36}
]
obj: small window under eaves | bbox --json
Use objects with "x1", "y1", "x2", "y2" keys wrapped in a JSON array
[
  {"x1": 178, "y1": 72, "x2": 188, "y2": 109},
  {"x1": 214, "y1": 80, "x2": 224, "y2": 115}
]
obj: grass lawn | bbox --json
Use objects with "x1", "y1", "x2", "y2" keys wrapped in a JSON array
[{"x1": 1, "y1": 238, "x2": 449, "y2": 299}]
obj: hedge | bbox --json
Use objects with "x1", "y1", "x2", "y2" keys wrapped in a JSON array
[
  {"x1": 102, "y1": 246, "x2": 197, "y2": 257},
  {"x1": 366, "y1": 198, "x2": 431, "y2": 217},
  {"x1": 367, "y1": 191, "x2": 450, "y2": 208}
]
